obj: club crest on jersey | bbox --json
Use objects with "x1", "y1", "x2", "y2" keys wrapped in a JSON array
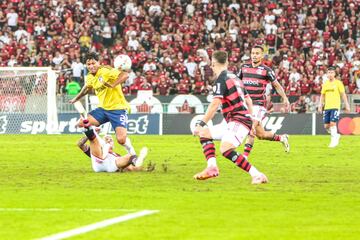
[{"x1": 98, "y1": 76, "x2": 104, "y2": 83}]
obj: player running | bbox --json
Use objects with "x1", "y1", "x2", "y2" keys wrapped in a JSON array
[
  {"x1": 193, "y1": 50, "x2": 268, "y2": 184},
  {"x1": 69, "y1": 52, "x2": 138, "y2": 160},
  {"x1": 79, "y1": 121, "x2": 148, "y2": 173},
  {"x1": 238, "y1": 45, "x2": 290, "y2": 159},
  {"x1": 318, "y1": 66, "x2": 350, "y2": 148}
]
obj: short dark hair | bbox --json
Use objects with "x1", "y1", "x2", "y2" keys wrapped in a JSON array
[
  {"x1": 252, "y1": 45, "x2": 264, "y2": 51},
  {"x1": 85, "y1": 52, "x2": 99, "y2": 62},
  {"x1": 212, "y1": 51, "x2": 228, "y2": 64},
  {"x1": 327, "y1": 66, "x2": 336, "y2": 71}
]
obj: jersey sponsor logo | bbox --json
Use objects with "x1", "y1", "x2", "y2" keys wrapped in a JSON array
[
  {"x1": 243, "y1": 80, "x2": 258, "y2": 85},
  {"x1": 261, "y1": 116, "x2": 285, "y2": 133},
  {"x1": 0, "y1": 116, "x2": 8, "y2": 134}
]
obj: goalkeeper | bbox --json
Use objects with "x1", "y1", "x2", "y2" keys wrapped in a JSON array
[{"x1": 69, "y1": 52, "x2": 137, "y2": 160}]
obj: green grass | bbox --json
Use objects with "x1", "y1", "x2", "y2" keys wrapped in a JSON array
[{"x1": 0, "y1": 135, "x2": 359, "y2": 240}]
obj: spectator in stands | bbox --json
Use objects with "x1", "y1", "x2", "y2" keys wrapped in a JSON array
[
  {"x1": 2, "y1": 0, "x2": 359, "y2": 110},
  {"x1": 71, "y1": 57, "x2": 84, "y2": 83},
  {"x1": 65, "y1": 78, "x2": 81, "y2": 96}
]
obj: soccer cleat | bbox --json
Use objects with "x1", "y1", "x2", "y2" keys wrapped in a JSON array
[
  {"x1": 251, "y1": 173, "x2": 268, "y2": 184},
  {"x1": 329, "y1": 134, "x2": 340, "y2": 148},
  {"x1": 135, "y1": 147, "x2": 148, "y2": 167},
  {"x1": 193, "y1": 166, "x2": 219, "y2": 180},
  {"x1": 281, "y1": 134, "x2": 290, "y2": 153}
]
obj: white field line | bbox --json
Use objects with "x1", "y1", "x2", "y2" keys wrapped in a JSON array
[
  {"x1": 37, "y1": 210, "x2": 159, "y2": 240},
  {"x1": 0, "y1": 208, "x2": 138, "y2": 212}
]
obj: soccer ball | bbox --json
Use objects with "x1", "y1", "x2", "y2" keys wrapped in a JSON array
[{"x1": 114, "y1": 54, "x2": 132, "y2": 71}]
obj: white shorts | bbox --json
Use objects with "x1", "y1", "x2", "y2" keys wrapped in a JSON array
[
  {"x1": 91, "y1": 154, "x2": 119, "y2": 173},
  {"x1": 209, "y1": 120, "x2": 250, "y2": 148},
  {"x1": 252, "y1": 105, "x2": 267, "y2": 122}
]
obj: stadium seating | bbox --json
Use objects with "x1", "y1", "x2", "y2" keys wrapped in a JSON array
[{"x1": 1, "y1": 0, "x2": 359, "y2": 107}]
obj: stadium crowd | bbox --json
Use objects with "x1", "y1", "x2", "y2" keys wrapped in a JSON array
[{"x1": 1, "y1": 0, "x2": 360, "y2": 106}]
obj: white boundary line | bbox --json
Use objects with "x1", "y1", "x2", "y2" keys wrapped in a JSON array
[
  {"x1": 37, "y1": 210, "x2": 159, "y2": 240},
  {"x1": 0, "y1": 208, "x2": 138, "y2": 212}
]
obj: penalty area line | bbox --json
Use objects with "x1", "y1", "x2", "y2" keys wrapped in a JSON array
[{"x1": 37, "y1": 210, "x2": 159, "y2": 240}]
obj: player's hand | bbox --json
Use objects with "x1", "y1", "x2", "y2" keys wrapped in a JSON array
[
  {"x1": 344, "y1": 105, "x2": 350, "y2": 113},
  {"x1": 69, "y1": 98, "x2": 77, "y2": 104},
  {"x1": 193, "y1": 126, "x2": 202, "y2": 136},
  {"x1": 283, "y1": 100, "x2": 290, "y2": 113},
  {"x1": 317, "y1": 106, "x2": 323, "y2": 113}
]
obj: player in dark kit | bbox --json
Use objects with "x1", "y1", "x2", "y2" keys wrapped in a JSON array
[
  {"x1": 238, "y1": 45, "x2": 290, "y2": 159},
  {"x1": 193, "y1": 51, "x2": 268, "y2": 184}
]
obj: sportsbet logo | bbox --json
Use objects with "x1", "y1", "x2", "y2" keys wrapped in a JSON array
[{"x1": 338, "y1": 117, "x2": 360, "y2": 135}]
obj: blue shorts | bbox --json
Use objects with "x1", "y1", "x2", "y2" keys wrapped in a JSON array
[
  {"x1": 89, "y1": 108, "x2": 128, "y2": 129},
  {"x1": 323, "y1": 109, "x2": 340, "y2": 124}
]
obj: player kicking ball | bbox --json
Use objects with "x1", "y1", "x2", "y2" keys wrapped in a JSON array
[
  {"x1": 318, "y1": 66, "x2": 350, "y2": 148},
  {"x1": 80, "y1": 120, "x2": 148, "y2": 173},
  {"x1": 193, "y1": 51, "x2": 268, "y2": 184},
  {"x1": 69, "y1": 52, "x2": 138, "y2": 162}
]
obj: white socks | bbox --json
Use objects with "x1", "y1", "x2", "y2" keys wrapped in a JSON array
[
  {"x1": 330, "y1": 126, "x2": 338, "y2": 137},
  {"x1": 207, "y1": 157, "x2": 217, "y2": 167},
  {"x1": 122, "y1": 137, "x2": 136, "y2": 156},
  {"x1": 249, "y1": 166, "x2": 261, "y2": 177}
]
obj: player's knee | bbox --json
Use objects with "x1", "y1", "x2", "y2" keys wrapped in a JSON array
[
  {"x1": 256, "y1": 132, "x2": 267, "y2": 140},
  {"x1": 116, "y1": 135, "x2": 126, "y2": 145},
  {"x1": 220, "y1": 143, "x2": 234, "y2": 154}
]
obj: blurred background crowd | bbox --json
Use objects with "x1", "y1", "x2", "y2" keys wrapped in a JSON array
[{"x1": 1, "y1": 0, "x2": 360, "y2": 113}]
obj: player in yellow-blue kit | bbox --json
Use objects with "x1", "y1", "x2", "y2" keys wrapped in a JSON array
[
  {"x1": 70, "y1": 52, "x2": 138, "y2": 161},
  {"x1": 318, "y1": 66, "x2": 350, "y2": 148}
]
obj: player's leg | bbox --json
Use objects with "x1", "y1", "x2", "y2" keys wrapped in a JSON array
[
  {"x1": 328, "y1": 109, "x2": 340, "y2": 148},
  {"x1": 243, "y1": 126, "x2": 256, "y2": 159},
  {"x1": 255, "y1": 123, "x2": 290, "y2": 152},
  {"x1": 220, "y1": 122, "x2": 268, "y2": 184},
  {"x1": 252, "y1": 105, "x2": 290, "y2": 152},
  {"x1": 193, "y1": 121, "x2": 226, "y2": 180},
  {"x1": 78, "y1": 108, "x2": 109, "y2": 127},
  {"x1": 108, "y1": 110, "x2": 138, "y2": 160}
]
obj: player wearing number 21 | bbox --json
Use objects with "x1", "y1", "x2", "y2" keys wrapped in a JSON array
[{"x1": 69, "y1": 52, "x2": 137, "y2": 158}]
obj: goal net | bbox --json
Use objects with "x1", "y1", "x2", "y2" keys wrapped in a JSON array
[{"x1": 0, "y1": 67, "x2": 58, "y2": 134}]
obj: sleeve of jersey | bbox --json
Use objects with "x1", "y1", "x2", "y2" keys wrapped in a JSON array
[
  {"x1": 213, "y1": 77, "x2": 227, "y2": 99},
  {"x1": 85, "y1": 75, "x2": 93, "y2": 87},
  {"x1": 104, "y1": 68, "x2": 121, "y2": 84},
  {"x1": 338, "y1": 81, "x2": 345, "y2": 93},
  {"x1": 267, "y1": 68, "x2": 277, "y2": 82},
  {"x1": 321, "y1": 85, "x2": 325, "y2": 94}
]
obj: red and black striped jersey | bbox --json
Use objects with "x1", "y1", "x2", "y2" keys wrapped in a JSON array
[
  {"x1": 213, "y1": 70, "x2": 252, "y2": 129},
  {"x1": 238, "y1": 64, "x2": 277, "y2": 107}
]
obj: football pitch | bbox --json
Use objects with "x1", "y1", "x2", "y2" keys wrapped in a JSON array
[{"x1": 0, "y1": 135, "x2": 359, "y2": 240}]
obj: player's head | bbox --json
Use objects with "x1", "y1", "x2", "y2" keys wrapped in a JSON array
[
  {"x1": 211, "y1": 50, "x2": 228, "y2": 69},
  {"x1": 85, "y1": 52, "x2": 100, "y2": 74},
  {"x1": 327, "y1": 66, "x2": 336, "y2": 80},
  {"x1": 211, "y1": 51, "x2": 228, "y2": 79},
  {"x1": 251, "y1": 45, "x2": 264, "y2": 65},
  {"x1": 103, "y1": 135, "x2": 114, "y2": 148}
]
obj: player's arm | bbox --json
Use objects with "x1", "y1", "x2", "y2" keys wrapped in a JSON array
[
  {"x1": 103, "y1": 71, "x2": 129, "y2": 88},
  {"x1": 245, "y1": 95, "x2": 253, "y2": 116},
  {"x1": 201, "y1": 97, "x2": 222, "y2": 124},
  {"x1": 77, "y1": 136, "x2": 91, "y2": 157},
  {"x1": 272, "y1": 80, "x2": 290, "y2": 111},
  {"x1": 338, "y1": 81, "x2": 350, "y2": 113},
  {"x1": 102, "y1": 67, "x2": 129, "y2": 88},
  {"x1": 69, "y1": 85, "x2": 92, "y2": 104},
  {"x1": 341, "y1": 92, "x2": 350, "y2": 113},
  {"x1": 268, "y1": 68, "x2": 290, "y2": 111},
  {"x1": 318, "y1": 93, "x2": 325, "y2": 113}
]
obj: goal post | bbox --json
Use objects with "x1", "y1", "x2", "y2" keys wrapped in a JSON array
[{"x1": 0, "y1": 67, "x2": 59, "y2": 134}]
